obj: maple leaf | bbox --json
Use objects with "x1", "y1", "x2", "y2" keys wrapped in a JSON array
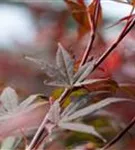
[
  {"x1": 0, "y1": 87, "x2": 49, "y2": 140},
  {"x1": 45, "y1": 96, "x2": 135, "y2": 143}
]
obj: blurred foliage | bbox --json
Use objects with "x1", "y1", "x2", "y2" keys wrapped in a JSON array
[{"x1": 0, "y1": 0, "x2": 135, "y2": 150}]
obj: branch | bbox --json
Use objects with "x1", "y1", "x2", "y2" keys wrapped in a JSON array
[
  {"x1": 93, "y1": 18, "x2": 135, "y2": 71},
  {"x1": 102, "y1": 116, "x2": 135, "y2": 150},
  {"x1": 79, "y1": 0, "x2": 101, "y2": 67}
]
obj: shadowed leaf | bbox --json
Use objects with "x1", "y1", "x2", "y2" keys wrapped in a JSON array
[{"x1": 58, "y1": 122, "x2": 106, "y2": 142}]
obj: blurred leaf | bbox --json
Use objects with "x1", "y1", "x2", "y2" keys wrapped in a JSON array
[
  {"x1": 77, "y1": 0, "x2": 85, "y2": 5},
  {"x1": 73, "y1": 60, "x2": 95, "y2": 83},
  {"x1": 25, "y1": 56, "x2": 46, "y2": 70},
  {"x1": 65, "y1": 0, "x2": 102, "y2": 35},
  {"x1": 58, "y1": 122, "x2": 106, "y2": 142},
  {"x1": 0, "y1": 86, "x2": 48, "y2": 115},
  {"x1": 0, "y1": 87, "x2": 18, "y2": 112},
  {"x1": 119, "y1": 84, "x2": 135, "y2": 98},
  {"x1": 0, "y1": 103, "x2": 49, "y2": 140},
  {"x1": 48, "y1": 101, "x2": 61, "y2": 124},
  {"x1": 0, "y1": 87, "x2": 50, "y2": 140},
  {"x1": 65, "y1": 131, "x2": 103, "y2": 148},
  {"x1": 18, "y1": 95, "x2": 48, "y2": 113},
  {"x1": 0, "y1": 137, "x2": 16, "y2": 150},
  {"x1": 131, "y1": 0, "x2": 135, "y2": 6},
  {"x1": 85, "y1": 79, "x2": 118, "y2": 93},
  {"x1": 26, "y1": 44, "x2": 105, "y2": 89},
  {"x1": 65, "y1": 0, "x2": 87, "y2": 28}
]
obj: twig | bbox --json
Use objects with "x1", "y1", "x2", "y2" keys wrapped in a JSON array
[
  {"x1": 26, "y1": 114, "x2": 49, "y2": 150},
  {"x1": 79, "y1": 0, "x2": 101, "y2": 67},
  {"x1": 102, "y1": 116, "x2": 135, "y2": 150},
  {"x1": 93, "y1": 19, "x2": 135, "y2": 71},
  {"x1": 32, "y1": 131, "x2": 48, "y2": 150},
  {"x1": 79, "y1": 10, "x2": 95, "y2": 67}
]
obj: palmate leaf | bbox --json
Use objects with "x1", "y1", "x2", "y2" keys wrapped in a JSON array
[
  {"x1": 58, "y1": 122, "x2": 106, "y2": 142},
  {"x1": 0, "y1": 87, "x2": 50, "y2": 140},
  {"x1": 0, "y1": 87, "x2": 48, "y2": 117},
  {"x1": 46, "y1": 101, "x2": 105, "y2": 142},
  {"x1": 26, "y1": 43, "x2": 98, "y2": 88},
  {"x1": 131, "y1": 0, "x2": 135, "y2": 5},
  {"x1": 26, "y1": 54, "x2": 72, "y2": 87},
  {"x1": 0, "y1": 103, "x2": 49, "y2": 140},
  {"x1": 85, "y1": 79, "x2": 118, "y2": 94},
  {"x1": 56, "y1": 43, "x2": 74, "y2": 85},
  {"x1": 63, "y1": 97, "x2": 134, "y2": 122},
  {"x1": 0, "y1": 137, "x2": 17, "y2": 150}
]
